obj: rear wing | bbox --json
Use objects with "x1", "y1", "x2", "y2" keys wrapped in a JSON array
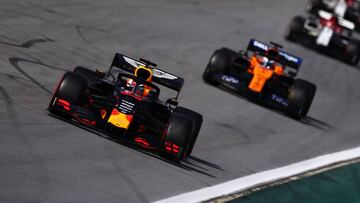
[
  {"x1": 109, "y1": 53, "x2": 184, "y2": 92},
  {"x1": 247, "y1": 39, "x2": 302, "y2": 70}
]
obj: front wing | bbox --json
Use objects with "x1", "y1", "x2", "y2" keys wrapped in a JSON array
[{"x1": 206, "y1": 72, "x2": 290, "y2": 109}]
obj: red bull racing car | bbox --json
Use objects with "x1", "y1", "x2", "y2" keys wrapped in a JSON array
[
  {"x1": 203, "y1": 39, "x2": 316, "y2": 119},
  {"x1": 49, "y1": 53, "x2": 203, "y2": 161},
  {"x1": 285, "y1": 10, "x2": 360, "y2": 65}
]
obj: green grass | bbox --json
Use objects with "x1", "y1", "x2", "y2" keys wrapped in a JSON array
[{"x1": 229, "y1": 162, "x2": 360, "y2": 203}]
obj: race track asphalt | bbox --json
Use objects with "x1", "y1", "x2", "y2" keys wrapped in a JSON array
[{"x1": 1, "y1": 0, "x2": 360, "y2": 202}]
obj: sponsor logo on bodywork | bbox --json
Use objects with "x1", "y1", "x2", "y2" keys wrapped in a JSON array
[
  {"x1": 124, "y1": 56, "x2": 146, "y2": 68},
  {"x1": 221, "y1": 75, "x2": 239, "y2": 84},
  {"x1": 123, "y1": 56, "x2": 178, "y2": 80},
  {"x1": 252, "y1": 40, "x2": 301, "y2": 64},
  {"x1": 118, "y1": 99, "x2": 135, "y2": 114},
  {"x1": 279, "y1": 52, "x2": 300, "y2": 64},
  {"x1": 254, "y1": 40, "x2": 269, "y2": 50},
  {"x1": 152, "y1": 69, "x2": 178, "y2": 80},
  {"x1": 272, "y1": 94, "x2": 288, "y2": 106}
]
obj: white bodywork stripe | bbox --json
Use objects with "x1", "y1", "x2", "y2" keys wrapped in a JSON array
[
  {"x1": 316, "y1": 27, "x2": 333, "y2": 46},
  {"x1": 153, "y1": 146, "x2": 360, "y2": 203},
  {"x1": 334, "y1": 0, "x2": 348, "y2": 17}
]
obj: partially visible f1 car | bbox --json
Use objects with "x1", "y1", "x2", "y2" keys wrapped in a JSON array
[
  {"x1": 203, "y1": 39, "x2": 316, "y2": 119},
  {"x1": 49, "y1": 53, "x2": 203, "y2": 161},
  {"x1": 285, "y1": 10, "x2": 360, "y2": 65},
  {"x1": 306, "y1": 0, "x2": 360, "y2": 31}
]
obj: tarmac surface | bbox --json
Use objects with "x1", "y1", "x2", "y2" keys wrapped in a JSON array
[{"x1": 1, "y1": 0, "x2": 360, "y2": 202}]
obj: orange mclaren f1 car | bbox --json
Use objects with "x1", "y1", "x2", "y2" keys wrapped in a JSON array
[
  {"x1": 49, "y1": 53, "x2": 203, "y2": 161},
  {"x1": 203, "y1": 39, "x2": 316, "y2": 119}
]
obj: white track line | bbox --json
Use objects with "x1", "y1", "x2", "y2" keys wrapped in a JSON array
[{"x1": 154, "y1": 146, "x2": 360, "y2": 203}]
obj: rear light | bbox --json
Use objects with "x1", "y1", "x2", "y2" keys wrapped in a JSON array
[
  {"x1": 164, "y1": 141, "x2": 180, "y2": 154},
  {"x1": 79, "y1": 118, "x2": 96, "y2": 126},
  {"x1": 134, "y1": 137, "x2": 151, "y2": 148},
  {"x1": 56, "y1": 99, "x2": 70, "y2": 111}
]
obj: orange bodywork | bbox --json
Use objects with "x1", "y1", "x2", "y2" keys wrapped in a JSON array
[
  {"x1": 141, "y1": 85, "x2": 152, "y2": 97},
  {"x1": 248, "y1": 55, "x2": 283, "y2": 93},
  {"x1": 249, "y1": 64, "x2": 274, "y2": 92}
]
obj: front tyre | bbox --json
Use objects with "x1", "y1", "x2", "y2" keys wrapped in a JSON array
[
  {"x1": 162, "y1": 107, "x2": 203, "y2": 161},
  {"x1": 287, "y1": 79, "x2": 316, "y2": 119},
  {"x1": 73, "y1": 66, "x2": 104, "y2": 87},
  {"x1": 345, "y1": 42, "x2": 360, "y2": 66},
  {"x1": 285, "y1": 16, "x2": 305, "y2": 42},
  {"x1": 203, "y1": 48, "x2": 237, "y2": 85},
  {"x1": 49, "y1": 72, "x2": 88, "y2": 118},
  {"x1": 175, "y1": 107, "x2": 203, "y2": 157}
]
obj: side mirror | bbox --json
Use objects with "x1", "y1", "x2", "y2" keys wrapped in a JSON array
[
  {"x1": 95, "y1": 69, "x2": 106, "y2": 77},
  {"x1": 166, "y1": 98, "x2": 178, "y2": 106},
  {"x1": 239, "y1": 50, "x2": 248, "y2": 57}
]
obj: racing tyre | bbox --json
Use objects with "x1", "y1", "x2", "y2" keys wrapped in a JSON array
[
  {"x1": 287, "y1": 79, "x2": 316, "y2": 119},
  {"x1": 73, "y1": 66, "x2": 99, "y2": 87},
  {"x1": 345, "y1": 42, "x2": 360, "y2": 66},
  {"x1": 203, "y1": 48, "x2": 237, "y2": 85},
  {"x1": 162, "y1": 107, "x2": 203, "y2": 161},
  {"x1": 175, "y1": 107, "x2": 203, "y2": 157},
  {"x1": 285, "y1": 16, "x2": 305, "y2": 42},
  {"x1": 49, "y1": 72, "x2": 88, "y2": 119}
]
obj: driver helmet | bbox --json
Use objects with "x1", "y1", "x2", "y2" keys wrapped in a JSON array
[
  {"x1": 261, "y1": 56, "x2": 269, "y2": 67},
  {"x1": 125, "y1": 79, "x2": 137, "y2": 91},
  {"x1": 260, "y1": 56, "x2": 275, "y2": 69},
  {"x1": 124, "y1": 79, "x2": 146, "y2": 97},
  {"x1": 266, "y1": 48, "x2": 279, "y2": 60}
]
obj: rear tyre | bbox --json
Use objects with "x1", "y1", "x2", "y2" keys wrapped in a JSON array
[
  {"x1": 203, "y1": 48, "x2": 237, "y2": 85},
  {"x1": 162, "y1": 107, "x2": 203, "y2": 161},
  {"x1": 345, "y1": 42, "x2": 360, "y2": 66},
  {"x1": 285, "y1": 16, "x2": 305, "y2": 42},
  {"x1": 49, "y1": 72, "x2": 88, "y2": 119},
  {"x1": 287, "y1": 79, "x2": 316, "y2": 119}
]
